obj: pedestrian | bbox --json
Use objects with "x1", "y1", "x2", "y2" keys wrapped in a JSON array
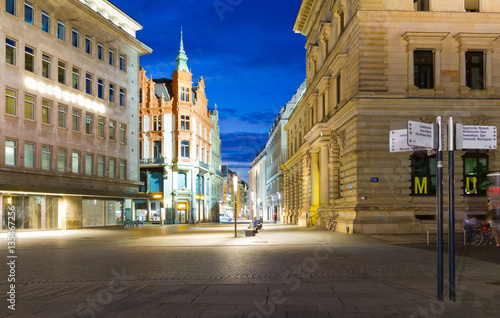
[
  {"x1": 463, "y1": 217, "x2": 477, "y2": 245},
  {"x1": 273, "y1": 211, "x2": 277, "y2": 223},
  {"x1": 487, "y1": 215, "x2": 500, "y2": 247},
  {"x1": 252, "y1": 217, "x2": 259, "y2": 233}
]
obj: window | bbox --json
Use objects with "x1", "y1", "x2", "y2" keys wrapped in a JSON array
[
  {"x1": 6, "y1": 0, "x2": 16, "y2": 16},
  {"x1": 411, "y1": 151, "x2": 436, "y2": 195},
  {"x1": 97, "y1": 78, "x2": 104, "y2": 99},
  {"x1": 109, "y1": 83, "x2": 115, "y2": 103},
  {"x1": 24, "y1": 1, "x2": 33, "y2": 24},
  {"x1": 109, "y1": 48, "x2": 114, "y2": 66},
  {"x1": 57, "y1": 149, "x2": 66, "y2": 172},
  {"x1": 119, "y1": 54, "x2": 125, "y2": 71},
  {"x1": 41, "y1": 146, "x2": 51, "y2": 170},
  {"x1": 109, "y1": 158, "x2": 116, "y2": 178},
  {"x1": 97, "y1": 156, "x2": 105, "y2": 177},
  {"x1": 85, "y1": 73, "x2": 93, "y2": 95},
  {"x1": 5, "y1": 140, "x2": 17, "y2": 166},
  {"x1": 24, "y1": 142, "x2": 34, "y2": 168},
  {"x1": 180, "y1": 87, "x2": 189, "y2": 102},
  {"x1": 97, "y1": 116, "x2": 104, "y2": 138},
  {"x1": 58, "y1": 104, "x2": 66, "y2": 128},
  {"x1": 42, "y1": 53, "x2": 51, "y2": 78},
  {"x1": 24, "y1": 94, "x2": 34, "y2": 120},
  {"x1": 119, "y1": 123, "x2": 125, "y2": 143},
  {"x1": 413, "y1": 0, "x2": 429, "y2": 11},
  {"x1": 71, "y1": 151, "x2": 80, "y2": 173},
  {"x1": 181, "y1": 115, "x2": 190, "y2": 130},
  {"x1": 119, "y1": 160, "x2": 125, "y2": 179},
  {"x1": 414, "y1": 51, "x2": 434, "y2": 89},
  {"x1": 463, "y1": 150, "x2": 488, "y2": 195},
  {"x1": 153, "y1": 116, "x2": 162, "y2": 131},
  {"x1": 72, "y1": 67, "x2": 80, "y2": 90},
  {"x1": 72, "y1": 109, "x2": 80, "y2": 131},
  {"x1": 178, "y1": 172, "x2": 187, "y2": 189},
  {"x1": 85, "y1": 113, "x2": 93, "y2": 135},
  {"x1": 466, "y1": 51, "x2": 484, "y2": 90},
  {"x1": 5, "y1": 88, "x2": 17, "y2": 116},
  {"x1": 119, "y1": 88, "x2": 125, "y2": 107},
  {"x1": 58, "y1": 60, "x2": 66, "y2": 85},
  {"x1": 85, "y1": 154, "x2": 93, "y2": 175},
  {"x1": 109, "y1": 120, "x2": 116, "y2": 140},
  {"x1": 24, "y1": 46, "x2": 34, "y2": 72},
  {"x1": 41, "y1": 100, "x2": 51, "y2": 124},
  {"x1": 97, "y1": 42, "x2": 103, "y2": 60},
  {"x1": 72, "y1": 28, "x2": 79, "y2": 48},
  {"x1": 41, "y1": 10, "x2": 50, "y2": 33},
  {"x1": 465, "y1": 0, "x2": 479, "y2": 12},
  {"x1": 6, "y1": 37, "x2": 16, "y2": 65},
  {"x1": 85, "y1": 35, "x2": 92, "y2": 55},
  {"x1": 153, "y1": 141, "x2": 161, "y2": 158},
  {"x1": 181, "y1": 140, "x2": 190, "y2": 158},
  {"x1": 57, "y1": 20, "x2": 65, "y2": 41}
]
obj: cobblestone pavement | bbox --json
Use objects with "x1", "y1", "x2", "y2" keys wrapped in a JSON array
[{"x1": 1, "y1": 223, "x2": 500, "y2": 317}]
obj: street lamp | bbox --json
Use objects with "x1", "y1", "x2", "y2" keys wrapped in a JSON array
[{"x1": 233, "y1": 175, "x2": 238, "y2": 238}]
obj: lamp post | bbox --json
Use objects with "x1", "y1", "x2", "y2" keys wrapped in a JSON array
[{"x1": 233, "y1": 174, "x2": 238, "y2": 238}]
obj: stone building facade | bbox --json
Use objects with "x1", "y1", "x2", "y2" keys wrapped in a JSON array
[
  {"x1": 0, "y1": 0, "x2": 151, "y2": 231},
  {"x1": 137, "y1": 33, "x2": 223, "y2": 224},
  {"x1": 285, "y1": 0, "x2": 500, "y2": 234},
  {"x1": 265, "y1": 82, "x2": 306, "y2": 223}
]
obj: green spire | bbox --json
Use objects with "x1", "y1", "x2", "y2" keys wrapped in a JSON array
[{"x1": 176, "y1": 28, "x2": 189, "y2": 72}]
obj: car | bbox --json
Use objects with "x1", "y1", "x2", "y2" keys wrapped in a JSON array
[{"x1": 219, "y1": 214, "x2": 233, "y2": 223}]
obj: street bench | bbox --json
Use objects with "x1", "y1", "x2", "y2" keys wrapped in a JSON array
[{"x1": 244, "y1": 228, "x2": 256, "y2": 236}]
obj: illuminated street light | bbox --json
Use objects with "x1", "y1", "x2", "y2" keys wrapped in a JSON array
[{"x1": 233, "y1": 174, "x2": 238, "y2": 238}]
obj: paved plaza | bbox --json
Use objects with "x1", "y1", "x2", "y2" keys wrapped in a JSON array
[{"x1": 1, "y1": 223, "x2": 500, "y2": 317}]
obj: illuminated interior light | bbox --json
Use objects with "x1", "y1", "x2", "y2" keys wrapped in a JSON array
[{"x1": 24, "y1": 77, "x2": 105, "y2": 114}]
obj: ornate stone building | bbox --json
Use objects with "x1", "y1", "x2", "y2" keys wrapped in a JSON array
[
  {"x1": 285, "y1": 0, "x2": 500, "y2": 234},
  {"x1": 0, "y1": 0, "x2": 151, "y2": 230},
  {"x1": 137, "y1": 33, "x2": 222, "y2": 224}
]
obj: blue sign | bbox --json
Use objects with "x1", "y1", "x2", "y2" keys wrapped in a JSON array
[{"x1": 370, "y1": 177, "x2": 379, "y2": 183}]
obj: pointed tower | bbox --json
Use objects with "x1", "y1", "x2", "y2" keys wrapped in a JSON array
[{"x1": 176, "y1": 29, "x2": 189, "y2": 72}]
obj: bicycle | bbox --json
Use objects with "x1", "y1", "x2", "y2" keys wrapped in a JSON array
[
  {"x1": 124, "y1": 220, "x2": 135, "y2": 228},
  {"x1": 470, "y1": 223, "x2": 496, "y2": 246},
  {"x1": 326, "y1": 217, "x2": 337, "y2": 232}
]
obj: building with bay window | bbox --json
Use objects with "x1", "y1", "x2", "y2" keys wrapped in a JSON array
[
  {"x1": 0, "y1": 0, "x2": 152, "y2": 231},
  {"x1": 137, "y1": 33, "x2": 223, "y2": 224},
  {"x1": 285, "y1": 0, "x2": 500, "y2": 234}
]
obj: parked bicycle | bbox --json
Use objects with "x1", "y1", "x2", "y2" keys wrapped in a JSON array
[
  {"x1": 124, "y1": 220, "x2": 135, "y2": 228},
  {"x1": 470, "y1": 222, "x2": 496, "y2": 246},
  {"x1": 326, "y1": 217, "x2": 337, "y2": 232}
]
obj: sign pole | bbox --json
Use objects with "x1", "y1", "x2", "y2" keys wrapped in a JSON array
[
  {"x1": 448, "y1": 116, "x2": 456, "y2": 302},
  {"x1": 436, "y1": 116, "x2": 444, "y2": 301}
]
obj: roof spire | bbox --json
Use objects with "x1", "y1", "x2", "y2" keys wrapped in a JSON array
[{"x1": 176, "y1": 28, "x2": 189, "y2": 72}]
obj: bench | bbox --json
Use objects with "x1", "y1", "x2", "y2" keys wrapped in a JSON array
[{"x1": 244, "y1": 229, "x2": 256, "y2": 236}]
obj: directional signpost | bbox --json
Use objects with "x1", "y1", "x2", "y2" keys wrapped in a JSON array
[
  {"x1": 456, "y1": 125, "x2": 497, "y2": 150},
  {"x1": 407, "y1": 120, "x2": 439, "y2": 149},
  {"x1": 389, "y1": 129, "x2": 425, "y2": 153}
]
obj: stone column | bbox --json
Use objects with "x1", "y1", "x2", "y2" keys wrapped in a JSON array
[
  {"x1": 434, "y1": 48, "x2": 444, "y2": 95},
  {"x1": 332, "y1": 76, "x2": 338, "y2": 108},
  {"x1": 486, "y1": 50, "x2": 496, "y2": 96},
  {"x1": 320, "y1": 145, "x2": 329, "y2": 206},
  {"x1": 310, "y1": 150, "x2": 320, "y2": 210},
  {"x1": 407, "y1": 48, "x2": 418, "y2": 95},
  {"x1": 458, "y1": 49, "x2": 470, "y2": 95}
]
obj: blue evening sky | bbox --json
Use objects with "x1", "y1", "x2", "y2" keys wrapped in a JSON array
[{"x1": 111, "y1": 0, "x2": 306, "y2": 182}]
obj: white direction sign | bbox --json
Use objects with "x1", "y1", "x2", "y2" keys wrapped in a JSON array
[
  {"x1": 390, "y1": 129, "x2": 425, "y2": 153},
  {"x1": 457, "y1": 125, "x2": 497, "y2": 150},
  {"x1": 407, "y1": 120, "x2": 437, "y2": 149}
]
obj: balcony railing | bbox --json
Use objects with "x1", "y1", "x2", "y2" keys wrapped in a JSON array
[
  {"x1": 199, "y1": 161, "x2": 210, "y2": 170},
  {"x1": 216, "y1": 170, "x2": 223, "y2": 177},
  {"x1": 140, "y1": 158, "x2": 165, "y2": 164}
]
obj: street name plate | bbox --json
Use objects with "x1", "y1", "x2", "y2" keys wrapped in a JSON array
[
  {"x1": 407, "y1": 121, "x2": 437, "y2": 149},
  {"x1": 456, "y1": 125, "x2": 497, "y2": 149},
  {"x1": 390, "y1": 129, "x2": 425, "y2": 153}
]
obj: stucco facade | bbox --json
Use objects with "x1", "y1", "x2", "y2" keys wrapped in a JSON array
[
  {"x1": 285, "y1": 0, "x2": 500, "y2": 234},
  {"x1": 137, "y1": 34, "x2": 222, "y2": 224},
  {"x1": 0, "y1": 0, "x2": 151, "y2": 230}
]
